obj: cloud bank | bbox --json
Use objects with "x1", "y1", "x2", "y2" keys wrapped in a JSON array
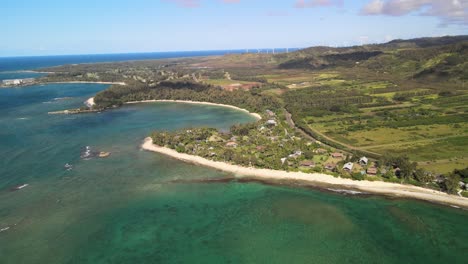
[{"x1": 361, "y1": 0, "x2": 468, "y2": 25}]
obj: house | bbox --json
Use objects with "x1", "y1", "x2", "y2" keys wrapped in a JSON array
[
  {"x1": 325, "y1": 163, "x2": 336, "y2": 171},
  {"x1": 266, "y1": 110, "x2": 276, "y2": 117},
  {"x1": 314, "y1": 148, "x2": 327, "y2": 154},
  {"x1": 225, "y1": 142, "x2": 238, "y2": 148},
  {"x1": 300, "y1": 160, "x2": 315, "y2": 168},
  {"x1": 331, "y1": 152, "x2": 344, "y2": 159},
  {"x1": 394, "y1": 168, "x2": 401, "y2": 177},
  {"x1": 266, "y1": 119, "x2": 277, "y2": 126},
  {"x1": 343, "y1": 162, "x2": 354, "y2": 172},
  {"x1": 359, "y1": 157, "x2": 369, "y2": 165},
  {"x1": 256, "y1": 146, "x2": 266, "y2": 152},
  {"x1": 288, "y1": 150, "x2": 302, "y2": 158},
  {"x1": 434, "y1": 175, "x2": 445, "y2": 184},
  {"x1": 366, "y1": 167, "x2": 378, "y2": 175}
]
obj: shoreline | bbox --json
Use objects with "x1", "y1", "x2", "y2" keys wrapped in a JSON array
[
  {"x1": 141, "y1": 137, "x2": 468, "y2": 209},
  {"x1": 45, "y1": 81, "x2": 126, "y2": 85},
  {"x1": 126, "y1": 100, "x2": 262, "y2": 120}
]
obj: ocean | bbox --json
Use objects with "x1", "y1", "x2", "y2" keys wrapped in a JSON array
[{"x1": 0, "y1": 52, "x2": 467, "y2": 264}]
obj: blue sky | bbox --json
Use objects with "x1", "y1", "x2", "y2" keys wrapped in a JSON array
[{"x1": 1, "y1": 0, "x2": 467, "y2": 56}]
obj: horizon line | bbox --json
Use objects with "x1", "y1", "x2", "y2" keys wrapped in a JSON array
[{"x1": 0, "y1": 47, "x2": 306, "y2": 59}]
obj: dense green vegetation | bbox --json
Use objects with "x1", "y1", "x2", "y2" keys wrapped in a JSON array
[{"x1": 94, "y1": 81, "x2": 281, "y2": 113}]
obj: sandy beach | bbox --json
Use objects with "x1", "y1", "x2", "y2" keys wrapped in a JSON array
[
  {"x1": 126, "y1": 100, "x2": 262, "y2": 120},
  {"x1": 141, "y1": 137, "x2": 468, "y2": 209}
]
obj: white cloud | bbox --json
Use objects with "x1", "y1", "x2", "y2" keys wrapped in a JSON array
[
  {"x1": 361, "y1": 0, "x2": 468, "y2": 25},
  {"x1": 295, "y1": 0, "x2": 343, "y2": 8}
]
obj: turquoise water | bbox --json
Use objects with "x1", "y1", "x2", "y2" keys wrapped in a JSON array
[{"x1": 0, "y1": 83, "x2": 467, "y2": 263}]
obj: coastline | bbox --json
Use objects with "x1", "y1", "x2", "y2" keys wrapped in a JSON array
[
  {"x1": 126, "y1": 100, "x2": 262, "y2": 120},
  {"x1": 141, "y1": 137, "x2": 468, "y2": 209},
  {"x1": 45, "y1": 81, "x2": 126, "y2": 85}
]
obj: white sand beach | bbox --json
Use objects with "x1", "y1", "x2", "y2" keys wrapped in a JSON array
[
  {"x1": 126, "y1": 100, "x2": 262, "y2": 120},
  {"x1": 142, "y1": 137, "x2": 468, "y2": 209}
]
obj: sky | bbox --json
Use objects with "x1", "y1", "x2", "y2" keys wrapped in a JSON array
[{"x1": 1, "y1": 0, "x2": 467, "y2": 56}]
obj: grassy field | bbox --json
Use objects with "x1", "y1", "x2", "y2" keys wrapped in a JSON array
[{"x1": 279, "y1": 66, "x2": 468, "y2": 173}]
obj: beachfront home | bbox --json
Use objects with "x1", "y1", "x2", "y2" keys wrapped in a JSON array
[
  {"x1": 266, "y1": 119, "x2": 277, "y2": 126},
  {"x1": 331, "y1": 152, "x2": 344, "y2": 159},
  {"x1": 343, "y1": 162, "x2": 354, "y2": 172},
  {"x1": 288, "y1": 150, "x2": 302, "y2": 159},
  {"x1": 359, "y1": 157, "x2": 369, "y2": 165},
  {"x1": 225, "y1": 142, "x2": 238, "y2": 148},
  {"x1": 367, "y1": 167, "x2": 378, "y2": 175},
  {"x1": 434, "y1": 175, "x2": 445, "y2": 184},
  {"x1": 300, "y1": 160, "x2": 315, "y2": 168},
  {"x1": 266, "y1": 110, "x2": 276, "y2": 117},
  {"x1": 325, "y1": 163, "x2": 336, "y2": 171}
]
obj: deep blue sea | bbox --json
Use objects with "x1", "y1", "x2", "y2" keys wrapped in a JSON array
[
  {"x1": 0, "y1": 52, "x2": 467, "y2": 264},
  {"x1": 0, "y1": 50, "x2": 249, "y2": 81}
]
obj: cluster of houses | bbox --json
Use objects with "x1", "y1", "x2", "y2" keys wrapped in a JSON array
[
  {"x1": 1, "y1": 78, "x2": 35, "y2": 86},
  {"x1": 265, "y1": 110, "x2": 278, "y2": 127},
  {"x1": 324, "y1": 153, "x2": 378, "y2": 175}
]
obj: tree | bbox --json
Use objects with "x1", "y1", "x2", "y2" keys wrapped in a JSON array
[
  {"x1": 413, "y1": 168, "x2": 433, "y2": 183},
  {"x1": 304, "y1": 150, "x2": 314, "y2": 159},
  {"x1": 443, "y1": 173, "x2": 461, "y2": 194}
]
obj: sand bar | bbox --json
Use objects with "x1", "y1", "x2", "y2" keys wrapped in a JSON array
[{"x1": 142, "y1": 137, "x2": 468, "y2": 209}]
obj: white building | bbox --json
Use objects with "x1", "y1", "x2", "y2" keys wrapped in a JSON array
[
  {"x1": 359, "y1": 157, "x2": 369, "y2": 165},
  {"x1": 343, "y1": 162, "x2": 354, "y2": 172},
  {"x1": 266, "y1": 119, "x2": 277, "y2": 126}
]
